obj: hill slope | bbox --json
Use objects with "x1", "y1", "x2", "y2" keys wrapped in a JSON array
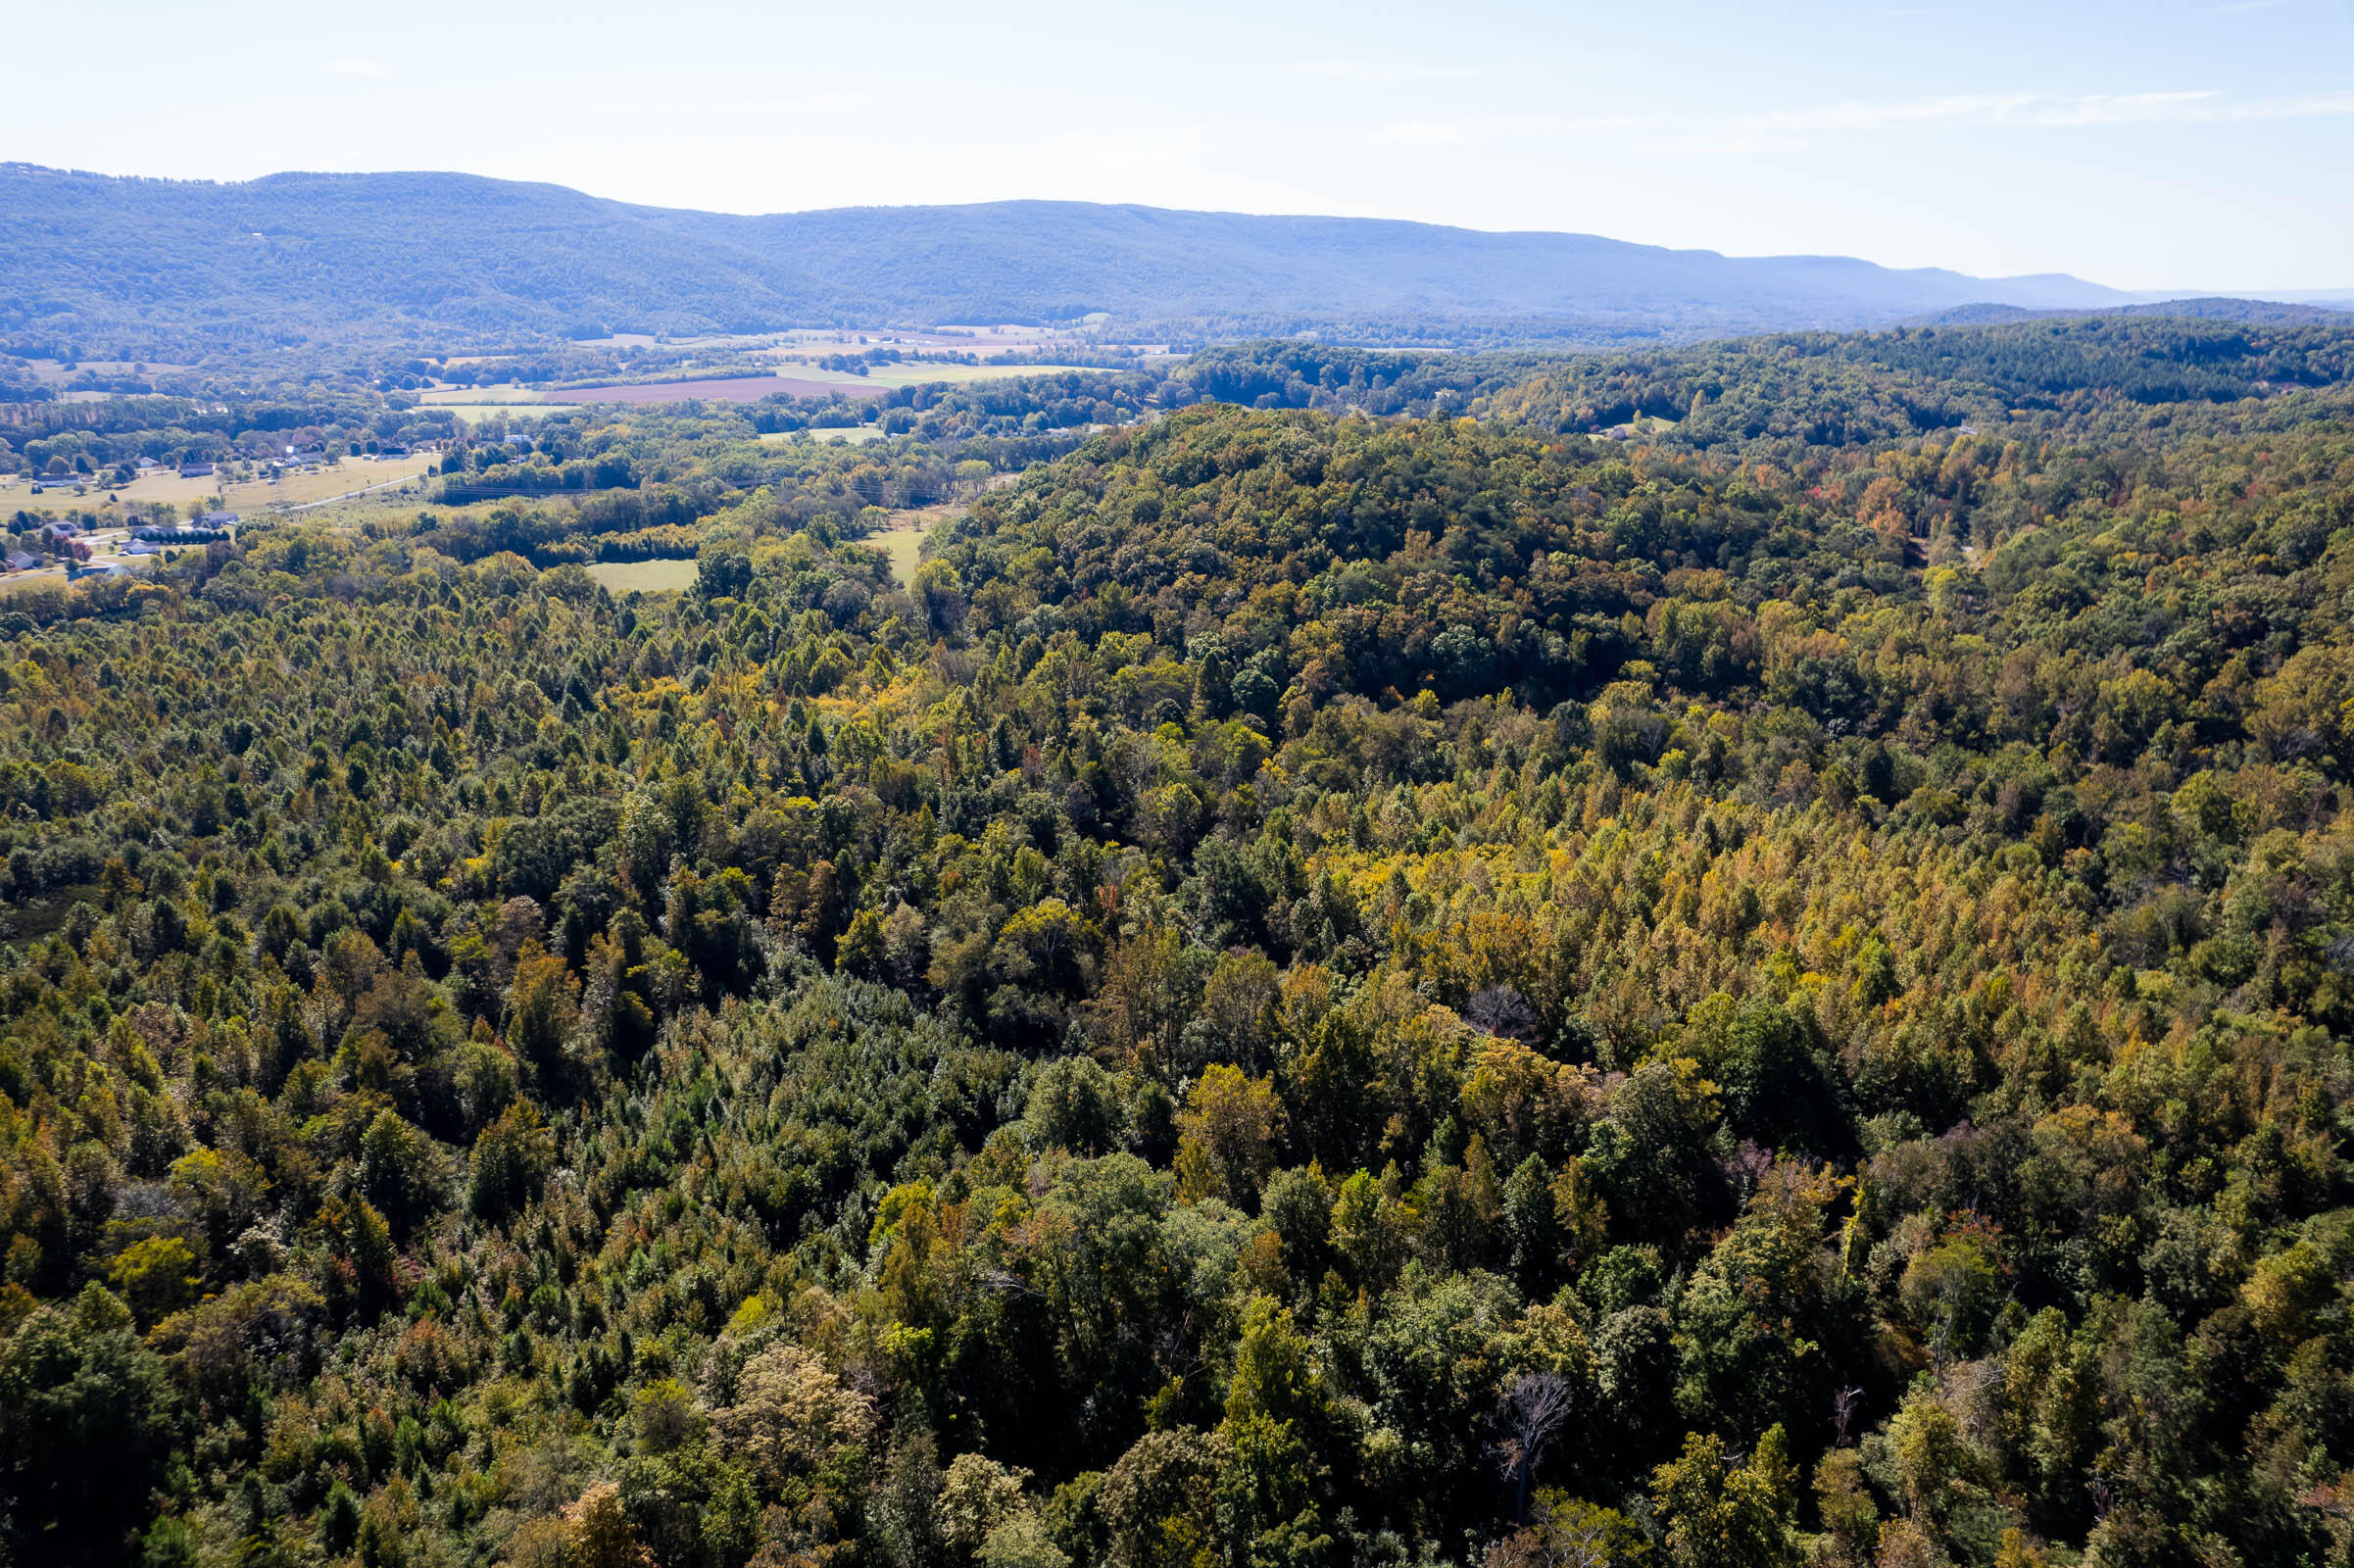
[{"x1": 1, "y1": 163, "x2": 2136, "y2": 354}]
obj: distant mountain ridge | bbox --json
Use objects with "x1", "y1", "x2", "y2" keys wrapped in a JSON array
[
  {"x1": 1919, "y1": 297, "x2": 2352, "y2": 328},
  {"x1": 0, "y1": 163, "x2": 2155, "y2": 355}
]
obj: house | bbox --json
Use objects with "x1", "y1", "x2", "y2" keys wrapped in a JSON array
[
  {"x1": 124, "y1": 540, "x2": 164, "y2": 557},
  {"x1": 134, "y1": 457, "x2": 158, "y2": 471},
  {"x1": 67, "y1": 561, "x2": 129, "y2": 581},
  {"x1": 178, "y1": 462, "x2": 215, "y2": 479},
  {"x1": 40, "y1": 519, "x2": 79, "y2": 539},
  {"x1": 200, "y1": 511, "x2": 238, "y2": 528},
  {"x1": 4, "y1": 551, "x2": 38, "y2": 572},
  {"x1": 31, "y1": 474, "x2": 84, "y2": 493}
]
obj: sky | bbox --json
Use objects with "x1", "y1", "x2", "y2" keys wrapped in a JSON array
[{"x1": 7, "y1": 0, "x2": 2352, "y2": 292}]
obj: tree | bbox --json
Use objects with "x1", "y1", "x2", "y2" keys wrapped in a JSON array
[
  {"x1": 504, "y1": 943, "x2": 580, "y2": 1085},
  {"x1": 564, "y1": 1481, "x2": 655, "y2": 1568},
  {"x1": 1027, "y1": 1054, "x2": 1127, "y2": 1155},
  {"x1": 1175, "y1": 1063, "x2": 1285, "y2": 1209},
  {"x1": 1495, "y1": 1372, "x2": 1578, "y2": 1523},
  {"x1": 1649, "y1": 1426, "x2": 1798, "y2": 1568},
  {"x1": 712, "y1": 1343, "x2": 878, "y2": 1496},
  {"x1": 105, "y1": 1235, "x2": 199, "y2": 1325},
  {"x1": 468, "y1": 1097, "x2": 556, "y2": 1221},
  {"x1": 0, "y1": 1285, "x2": 180, "y2": 1566}
]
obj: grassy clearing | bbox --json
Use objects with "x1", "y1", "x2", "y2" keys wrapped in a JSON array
[
  {"x1": 585, "y1": 559, "x2": 699, "y2": 594},
  {"x1": 432, "y1": 404, "x2": 572, "y2": 423},
  {"x1": 420, "y1": 384, "x2": 561, "y2": 405},
  {"x1": 867, "y1": 522, "x2": 927, "y2": 585},
  {"x1": 760, "y1": 426, "x2": 887, "y2": 445},
  {"x1": 857, "y1": 491, "x2": 998, "y2": 585},
  {"x1": 1, "y1": 454, "x2": 438, "y2": 518},
  {"x1": 860, "y1": 362, "x2": 1102, "y2": 387},
  {"x1": 759, "y1": 361, "x2": 1107, "y2": 389}
]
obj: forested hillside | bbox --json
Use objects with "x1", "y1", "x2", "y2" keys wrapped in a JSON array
[
  {"x1": 0, "y1": 165, "x2": 2134, "y2": 359},
  {"x1": 1186, "y1": 316, "x2": 2354, "y2": 441},
  {"x1": 6, "y1": 327, "x2": 2354, "y2": 1568}
]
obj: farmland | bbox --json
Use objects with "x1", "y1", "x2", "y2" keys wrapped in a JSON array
[
  {"x1": 760, "y1": 425, "x2": 886, "y2": 445},
  {"x1": 431, "y1": 403, "x2": 574, "y2": 423},
  {"x1": 418, "y1": 384, "x2": 573, "y2": 406},
  {"x1": 545, "y1": 373, "x2": 887, "y2": 404},
  {"x1": 0, "y1": 450, "x2": 437, "y2": 517},
  {"x1": 458, "y1": 363, "x2": 1109, "y2": 407},
  {"x1": 582, "y1": 557, "x2": 698, "y2": 593},
  {"x1": 862, "y1": 516, "x2": 928, "y2": 585}
]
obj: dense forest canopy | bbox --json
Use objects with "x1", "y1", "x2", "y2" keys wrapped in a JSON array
[{"x1": 5, "y1": 319, "x2": 2354, "y2": 1568}]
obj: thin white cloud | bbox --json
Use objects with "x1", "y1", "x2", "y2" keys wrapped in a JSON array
[
  {"x1": 1270, "y1": 58, "x2": 1477, "y2": 85},
  {"x1": 328, "y1": 60, "x2": 386, "y2": 77},
  {"x1": 1370, "y1": 88, "x2": 2354, "y2": 152}
]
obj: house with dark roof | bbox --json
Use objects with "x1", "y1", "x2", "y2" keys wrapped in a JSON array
[{"x1": 177, "y1": 462, "x2": 215, "y2": 479}]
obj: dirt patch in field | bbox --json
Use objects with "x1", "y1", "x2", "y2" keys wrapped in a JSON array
[{"x1": 547, "y1": 375, "x2": 887, "y2": 405}]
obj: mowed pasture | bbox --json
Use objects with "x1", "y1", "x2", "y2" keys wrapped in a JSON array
[
  {"x1": 419, "y1": 384, "x2": 567, "y2": 406},
  {"x1": 419, "y1": 360, "x2": 1116, "y2": 411},
  {"x1": 853, "y1": 484, "x2": 1008, "y2": 585},
  {"x1": 858, "y1": 361, "x2": 1105, "y2": 388},
  {"x1": 760, "y1": 426, "x2": 887, "y2": 445},
  {"x1": 547, "y1": 374, "x2": 887, "y2": 405},
  {"x1": 433, "y1": 404, "x2": 573, "y2": 423},
  {"x1": 865, "y1": 519, "x2": 928, "y2": 585},
  {"x1": 584, "y1": 559, "x2": 699, "y2": 593},
  {"x1": 0, "y1": 452, "x2": 438, "y2": 517}
]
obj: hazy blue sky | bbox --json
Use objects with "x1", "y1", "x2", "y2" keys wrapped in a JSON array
[{"x1": 9, "y1": 0, "x2": 2351, "y2": 290}]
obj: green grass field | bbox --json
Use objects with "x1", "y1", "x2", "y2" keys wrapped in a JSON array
[
  {"x1": 0, "y1": 453, "x2": 437, "y2": 517},
  {"x1": 865, "y1": 361, "x2": 1100, "y2": 387},
  {"x1": 860, "y1": 516, "x2": 940, "y2": 586},
  {"x1": 770, "y1": 361, "x2": 1103, "y2": 389},
  {"x1": 432, "y1": 404, "x2": 572, "y2": 423},
  {"x1": 585, "y1": 559, "x2": 699, "y2": 594},
  {"x1": 420, "y1": 383, "x2": 557, "y2": 405},
  {"x1": 760, "y1": 426, "x2": 887, "y2": 445}
]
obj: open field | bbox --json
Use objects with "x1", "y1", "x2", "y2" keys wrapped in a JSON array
[
  {"x1": 1, "y1": 452, "x2": 437, "y2": 517},
  {"x1": 761, "y1": 426, "x2": 888, "y2": 445},
  {"x1": 432, "y1": 404, "x2": 573, "y2": 423},
  {"x1": 419, "y1": 384, "x2": 564, "y2": 405},
  {"x1": 867, "y1": 520, "x2": 928, "y2": 585},
  {"x1": 18, "y1": 358, "x2": 196, "y2": 387},
  {"x1": 584, "y1": 558, "x2": 699, "y2": 593},
  {"x1": 418, "y1": 342, "x2": 1147, "y2": 409},
  {"x1": 858, "y1": 361, "x2": 1105, "y2": 387},
  {"x1": 547, "y1": 374, "x2": 888, "y2": 405},
  {"x1": 854, "y1": 485, "x2": 1009, "y2": 584}
]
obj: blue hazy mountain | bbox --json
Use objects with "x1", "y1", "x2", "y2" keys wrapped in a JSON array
[{"x1": 3, "y1": 163, "x2": 2144, "y2": 351}]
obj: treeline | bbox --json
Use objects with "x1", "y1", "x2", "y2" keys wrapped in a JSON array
[
  {"x1": 1188, "y1": 317, "x2": 2354, "y2": 450},
  {"x1": 0, "y1": 392, "x2": 459, "y2": 480},
  {"x1": 413, "y1": 399, "x2": 1119, "y2": 567}
]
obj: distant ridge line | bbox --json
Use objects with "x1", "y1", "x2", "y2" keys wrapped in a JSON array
[{"x1": 5, "y1": 163, "x2": 2330, "y2": 357}]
